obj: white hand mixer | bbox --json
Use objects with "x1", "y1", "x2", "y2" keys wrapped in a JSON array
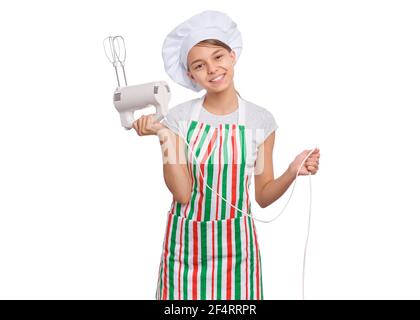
[
  {"x1": 103, "y1": 35, "x2": 169, "y2": 129},
  {"x1": 103, "y1": 35, "x2": 317, "y2": 300}
]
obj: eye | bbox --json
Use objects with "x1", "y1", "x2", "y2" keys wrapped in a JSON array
[{"x1": 193, "y1": 55, "x2": 224, "y2": 70}]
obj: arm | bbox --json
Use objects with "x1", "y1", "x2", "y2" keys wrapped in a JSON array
[
  {"x1": 254, "y1": 131, "x2": 296, "y2": 208},
  {"x1": 157, "y1": 128, "x2": 192, "y2": 204}
]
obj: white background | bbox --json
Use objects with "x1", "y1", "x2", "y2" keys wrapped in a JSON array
[{"x1": 0, "y1": 0, "x2": 419, "y2": 300}]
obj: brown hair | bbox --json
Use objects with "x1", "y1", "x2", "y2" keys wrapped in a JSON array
[{"x1": 188, "y1": 39, "x2": 241, "y2": 98}]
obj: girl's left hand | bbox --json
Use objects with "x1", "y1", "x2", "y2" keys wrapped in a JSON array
[{"x1": 288, "y1": 148, "x2": 321, "y2": 176}]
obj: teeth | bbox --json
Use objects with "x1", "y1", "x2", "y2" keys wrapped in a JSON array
[{"x1": 210, "y1": 74, "x2": 224, "y2": 82}]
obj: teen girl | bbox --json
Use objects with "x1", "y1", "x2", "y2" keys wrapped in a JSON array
[{"x1": 132, "y1": 10, "x2": 320, "y2": 300}]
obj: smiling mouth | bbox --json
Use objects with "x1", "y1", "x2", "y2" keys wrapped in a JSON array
[{"x1": 209, "y1": 74, "x2": 225, "y2": 83}]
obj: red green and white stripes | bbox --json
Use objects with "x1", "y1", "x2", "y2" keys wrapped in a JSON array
[
  {"x1": 156, "y1": 120, "x2": 263, "y2": 300},
  {"x1": 181, "y1": 121, "x2": 249, "y2": 221},
  {"x1": 156, "y1": 210, "x2": 264, "y2": 300}
]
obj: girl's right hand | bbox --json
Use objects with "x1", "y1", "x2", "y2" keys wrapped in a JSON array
[{"x1": 132, "y1": 113, "x2": 167, "y2": 136}]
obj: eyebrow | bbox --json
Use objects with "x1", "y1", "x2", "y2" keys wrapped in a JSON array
[{"x1": 190, "y1": 49, "x2": 224, "y2": 67}]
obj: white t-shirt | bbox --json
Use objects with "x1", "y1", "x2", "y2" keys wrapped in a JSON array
[{"x1": 161, "y1": 96, "x2": 278, "y2": 148}]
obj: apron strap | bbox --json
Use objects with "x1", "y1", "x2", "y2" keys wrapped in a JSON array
[
  {"x1": 190, "y1": 95, "x2": 204, "y2": 122},
  {"x1": 190, "y1": 93, "x2": 246, "y2": 126},
  {"x1": 237, "y1": 95, "x2": 245, "y2": 126}
]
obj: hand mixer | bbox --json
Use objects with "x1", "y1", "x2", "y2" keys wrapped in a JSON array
[
  {"x1": 103, "y1": 35, "x2": 169, "y2": 130},
  {"x1": 103, "y1": 35, "x2": 318, "y2": 300}
]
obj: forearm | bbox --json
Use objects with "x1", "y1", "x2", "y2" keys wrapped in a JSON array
[
  {"x1": 157, "y1": 128, "x2": 192, "y2": 204},
  {"x1": 258, "y1": 168, "x2": 296, "y2": 208}
]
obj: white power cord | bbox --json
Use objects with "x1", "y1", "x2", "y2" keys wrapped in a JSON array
[{"x1": 161, "y1": 117, "x2": 316, "y2": 300}]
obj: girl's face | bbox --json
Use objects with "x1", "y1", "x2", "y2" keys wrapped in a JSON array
[{"x1": 186, "y1": 45, "x2": 236, "y2": 93}]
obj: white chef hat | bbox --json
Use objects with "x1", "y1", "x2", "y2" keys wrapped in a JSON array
[{"x1": 161, "y1": 10, "x2": 243, "y2": 92}]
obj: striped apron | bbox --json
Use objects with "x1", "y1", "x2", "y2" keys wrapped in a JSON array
[{"x1": 156, "y1": 95, "x2": 264, "y2": 300}]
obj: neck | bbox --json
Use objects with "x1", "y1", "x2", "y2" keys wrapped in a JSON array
[{"x1": 203, "y1": 84, "x2": 239, "y2": 115}]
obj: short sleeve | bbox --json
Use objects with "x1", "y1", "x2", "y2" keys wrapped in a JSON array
[
  {"x1": 257, "y1": 109, "x2": 278, "y2": 147},
  {"x1": 160, "y1": 102, "x2": 190, "y2": 138},
  {"x1": 161, "y1": 109, "x2": 180, "y2": 135},
  {"x1": 263, "y1": 109, "x2": 278, "y2": 140}
]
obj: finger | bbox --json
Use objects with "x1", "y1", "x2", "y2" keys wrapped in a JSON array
[
  {"x1": 139, "y1": 115, "x2": 146, "y2": 135},
  {"x1": 136, "y1": 118, "x2": 143, "y2": 135},
  {"x1": 308, "y1": 157, "x2": 320, "y2": 164},
  {"x1": 145, "y1": 115, "x2": 152, "y2": 132},
  {"x1": 307, "y1": 165, "x2": 317, "y2": 172},
  {"x1": 299, "y1": 167, "x2": 309, "y2": 176},
  {"x1": 309, "y1": 154, "x2": 320, "y2": 160},
  {"x1": 148, "y1": 114, "x2": 159, "y2": 131},
  {"x1": 142, "y1": 115, "x2": 149, "y2": 134}
]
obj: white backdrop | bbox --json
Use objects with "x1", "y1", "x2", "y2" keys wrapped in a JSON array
[{"x1": 0, "y1": 0, "x2": 419, "y2": 300}]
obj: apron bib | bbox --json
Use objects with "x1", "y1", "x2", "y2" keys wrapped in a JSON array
[{"x1": 156, "y1": 94, "x2": 263, "y2": 300}]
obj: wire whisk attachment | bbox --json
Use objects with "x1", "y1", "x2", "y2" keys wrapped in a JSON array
[{"x1": 103, "y1": 35, "x2": 128, "y2": 87}]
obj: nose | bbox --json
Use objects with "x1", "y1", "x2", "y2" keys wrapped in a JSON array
[{"x1": 207, "y1": 60, "x2": 219, "y2": 74}]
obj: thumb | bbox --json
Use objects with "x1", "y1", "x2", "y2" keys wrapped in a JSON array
[
  {"x1": 151, "y1": 113, "x2": 161, "y2": 122},
  {"x1": 301, "y1": 149, "x2": 310, "y2": 155},
  {"x1": 298, "y1": 149, "x2": 311, "y2": 159}
]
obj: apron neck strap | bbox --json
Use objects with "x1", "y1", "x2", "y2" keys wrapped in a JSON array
[{"x1": 190, "y1": 93, "x2": 245, "y2": 126}]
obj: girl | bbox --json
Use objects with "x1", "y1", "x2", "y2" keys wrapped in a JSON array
[{"x1": 133, "y1": 10, "x2": 320, "y2": 300}]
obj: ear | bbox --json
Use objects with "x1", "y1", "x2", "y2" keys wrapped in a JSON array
[{"x1": 230, "y1": 50, "x2": 237, "y2": 65}]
